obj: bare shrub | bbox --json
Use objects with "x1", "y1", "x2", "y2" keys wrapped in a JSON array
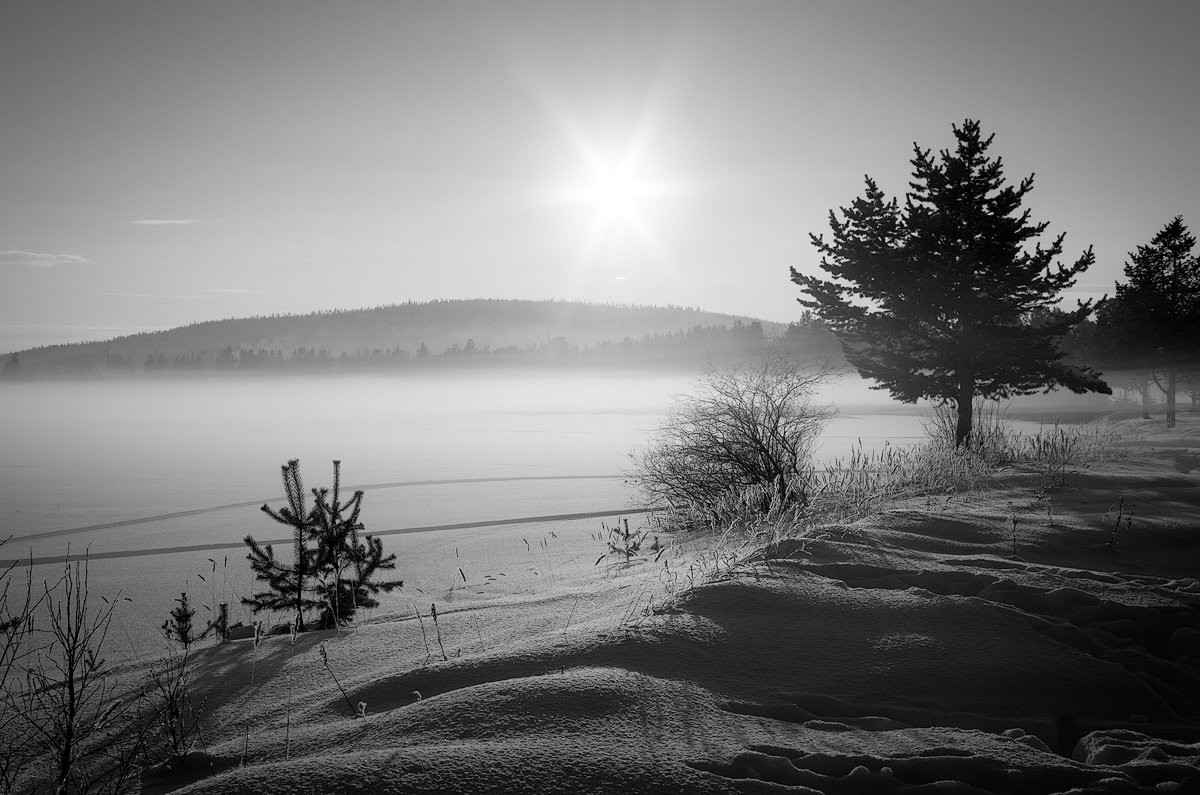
[
  {"x1": 629, "y1": 354, "x2": 836, "y2": 528},
  {"x1": 10, "y1": 557, "x2": 148, "y2": 794},
  {"x1": 140, "y1": 647, "x2": 207, "y2": 769},
  {"x1": 0, "y1": 538, "x2": 50, "y2": 791}
]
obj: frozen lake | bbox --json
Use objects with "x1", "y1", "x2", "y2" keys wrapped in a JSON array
[
  {"x1": 0, "y1": 370, "x2": 945, "y2": 657},
  {"x1": 0, "y1": 371, "x2": 936, "y2": 557}
]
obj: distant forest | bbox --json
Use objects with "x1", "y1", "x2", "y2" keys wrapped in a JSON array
[{"x1": 0, "y1": 299, "x2": 840, "y2": 379}]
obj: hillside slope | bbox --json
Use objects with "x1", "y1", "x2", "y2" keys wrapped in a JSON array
[{"x1": 6, "y1": 299, "x2": 797, "y2": 375}]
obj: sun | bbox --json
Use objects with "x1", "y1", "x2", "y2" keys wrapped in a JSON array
[
  {"x1": 582, "y1": 159, "x2": 651, "y2": 220},
  {"x1": 548, "y1": 142, "x2": 682, "y2": 275},
  {"x1": 529, "y1": 98, "x2": 689, "y2": 278}
]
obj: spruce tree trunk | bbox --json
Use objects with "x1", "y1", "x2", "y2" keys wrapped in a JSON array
[
  {"x1": 294, "y1": 527, "x2": 306, "y2": 633},
  {"x1": 1139, "y1": 378, "x2": 1151, "y2": 419},
  {"x1": 954, "y1": 381, "x2": 974, "y2": 448},
  {"x1": 1166, "y1": 368, "x2": 1177, "y2": 429}
]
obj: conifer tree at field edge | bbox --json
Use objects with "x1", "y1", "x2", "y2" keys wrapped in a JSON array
[{"x1": 791, "y1": 119, "x2": 1109, "y2": 447}]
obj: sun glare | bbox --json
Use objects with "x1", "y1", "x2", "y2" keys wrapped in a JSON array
[
  {"x1": 583, "y1": 160, "x2": 650, "y2": 219},
  {"x1": 526, "y1": 86, "x2": 689, "y2": 284}
]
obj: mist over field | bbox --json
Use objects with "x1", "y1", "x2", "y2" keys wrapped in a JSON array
[
  {"x1": 3, "y1": 369, "x2": 917, "y2": 552},
  {"x1": 2, "y1": 368, "x2": 1104, "y2": 654}
]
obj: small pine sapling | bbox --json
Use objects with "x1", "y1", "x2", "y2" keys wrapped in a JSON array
[
  {"x1": 318, "y1": 643, "x2": 357, "y2": 716},
  {"x1": 244, "y1": 460, "x2": 403, "y2": 633},
  {"x1": 205, "y1": 603, "x2": 231, "y2": 643},
  {"x1": 244, "y1": 459, "x2": 321, "y2": 632},
  {"x1": 162, "y1": 591, "x2": 212, "y2": 647},
  {"x1": 308, "y1": 461, "x2": 403, "y2": 628}
]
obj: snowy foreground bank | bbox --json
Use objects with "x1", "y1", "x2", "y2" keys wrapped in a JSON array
[{"x1": 140, "y1": 418, "x2": 1200, "y2": 795}]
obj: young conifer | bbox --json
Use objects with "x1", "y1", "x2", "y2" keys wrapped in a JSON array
[
  {"x1": 308, "y1": 461, "x2": 403, "y2": 628},
  {"x1": 243, "y1": 460, "x2": 402, "y2": 632},
  {"x1": 162, "y1": 591, "x2": 210, "y2": 647},
  {"x1": 243, "y1": 459, "x2": 320, "y2": 632}
]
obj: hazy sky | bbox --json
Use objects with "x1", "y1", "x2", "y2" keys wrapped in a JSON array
[{"x1": 2, "y1": 1, "x2": 1197, "y2": 352}]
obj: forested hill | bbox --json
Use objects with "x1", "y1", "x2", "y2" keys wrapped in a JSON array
[{"x1": 2, "y1": 299, "x2": 836, "y2": 378}]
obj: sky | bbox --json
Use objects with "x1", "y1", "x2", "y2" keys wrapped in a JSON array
[{"x1": 2, "y1": 0, "x2": 1198, "y2": 353}]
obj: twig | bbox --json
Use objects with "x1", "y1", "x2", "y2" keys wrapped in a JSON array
[
  {"x1": 430, "y1": 603, "x2": 448, "y2": 661},
  {"x1": 240, "y1": 721, "x2": 251, "y2": 767},
  {"x1": 564, "y1": 596, "x2": 580, "y2": 637},
  {"x1": 1107, "y1": 496, "x2": 1125, "y2": 547},
  {"x1": 413, "y1": 604, "x2": 431, "y2": 661},
  {"x1": 473, "y1": 614, "x2": 485, "y2": 653},
  {"x1": 318, "y1": 643, "x2": 358, "y2": 717},
  {"x1": 285, "y1": 618, "x2": 297, "y2": 759}
]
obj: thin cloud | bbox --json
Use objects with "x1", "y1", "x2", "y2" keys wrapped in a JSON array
[
  {"x1": 130, "y1": 219, "x2": 205, "y2": 226},
  {"x1": 0, "y1": 250, "x2": 92, "y2": 268},
  {"x1": 202, "y1": 288, "x2": 269, "y2": 294},
  {"x1": 101, "y1": 291, "x2": 198, "y2": 299}
]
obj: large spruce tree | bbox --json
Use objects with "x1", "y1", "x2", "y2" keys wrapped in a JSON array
[
  {"x1": 791, "y1": 119, "x2": 1108, "y2": 446},
  {"x1": 1097, "y1": 216, "x2": 1200, "y2": 428}
]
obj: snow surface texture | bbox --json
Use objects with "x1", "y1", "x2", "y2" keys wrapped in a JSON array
[{"x1": 141, "y1": 418, "x2": 1199, "y2": 794}]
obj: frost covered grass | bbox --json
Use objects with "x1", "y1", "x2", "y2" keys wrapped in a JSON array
[
  {"x1": 645, "y1": 401, "x2": 1136, "y2": 541},
  {"x1": 632, "y1": 403, "x2": 1142, "y2": 616},
  {"x1": 805, "y1": 402, "x2": 1136, "y2": 526}
]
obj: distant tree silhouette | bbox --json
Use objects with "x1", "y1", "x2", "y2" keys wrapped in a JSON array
[
  {"x1": 0, "y1": 353, "x2": 20, "y2": 379},
  {"x1": 1096, "y1": 216, "x2": 1200, "y2": 428},
  {"x1": 1182, "y1": 372, "x2": 1199, "y2": 413},
  {"x1": 1105, "y1": 367, "x2": 1158, "y2": 419},
  {"x1": 214, "y1": 346, "x2": 237, "y2": 370},
  {"x1": 792, "y1": 119, "x2": 1108, "y2": 447}
]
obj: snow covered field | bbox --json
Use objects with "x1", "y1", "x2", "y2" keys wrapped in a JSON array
[{"x1": 125, "y1": 416, "x2": 1200, "y2": 794}]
